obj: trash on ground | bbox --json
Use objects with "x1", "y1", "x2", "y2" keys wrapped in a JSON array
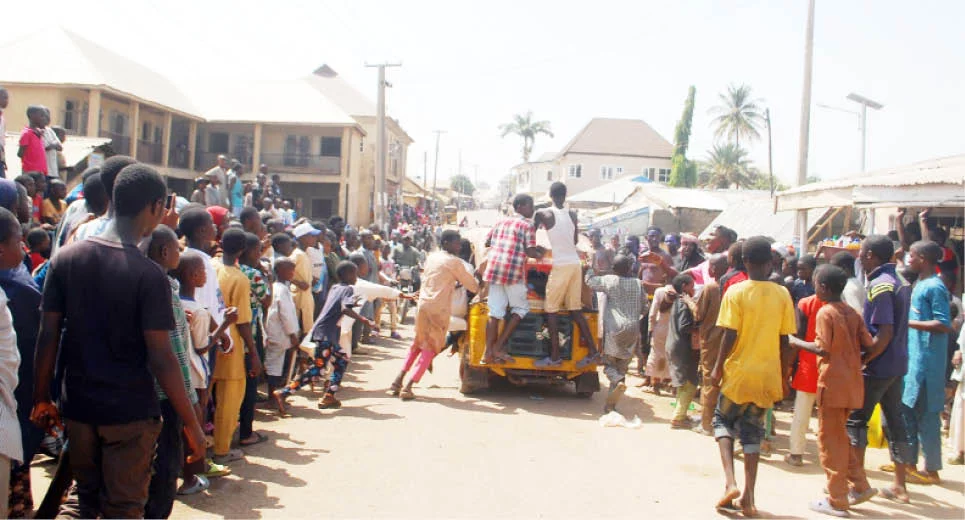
[{"x1": 598, "y1": 411, "x2": 642, "y2": 429}]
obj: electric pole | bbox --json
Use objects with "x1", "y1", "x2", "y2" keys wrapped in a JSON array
[
  {"x1": 365, "y1": 61, "x2": 401, "y2": 229},
  {"x1": 765, "y1": 108, "x2": 774, "y2": 198},
  {"x1": 794, "y1": 0, "x2": 815, "y2": 254},
  {"x1": 431, "y1": 130, "x2": 445, "y2": 212}
]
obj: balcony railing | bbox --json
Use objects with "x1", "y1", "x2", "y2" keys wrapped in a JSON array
[
  {"x1": 137, "y1": 140, "x2": 163, "y2": 165},
  {"x1": 261, "y1": 153, "x2": 340, "y2": 175},
  {"x1": 194, "y1": 151, "x2": 253, "y2": 172},
  {"x1": 99, "y1": 131, "x2": 131, "y2": 156}
]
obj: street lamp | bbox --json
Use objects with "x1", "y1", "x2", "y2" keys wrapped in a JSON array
[{"x1": 846, "y1": 92, "x2": 883, "y2": 172}]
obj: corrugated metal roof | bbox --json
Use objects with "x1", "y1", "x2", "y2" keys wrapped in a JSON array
[
  {"x1": 4, "y1": 133, "x2": 110, "y2": 178},
  {"x1": 0, "y1": 28, "x2": 201, "y2": 118},
  {"x1": 567, "y1": 176, "x2": 644, "y2": 206},
  {"x1": 303, "y1": 67, "x2": 376, "y2": 117},
  {"x1": 559, "y1": 118, "x2": 673, "y2": 158},
  {"x1": 192, "y1": 78, "x2": 358, "y2": 126},
  {"x1": 699, "y1": 198, "x2": 828, "y2": 244}
]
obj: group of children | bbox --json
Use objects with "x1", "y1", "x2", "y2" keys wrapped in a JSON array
[{"x1": 586, "y1": 224, "x2": 962, "y2": 517}]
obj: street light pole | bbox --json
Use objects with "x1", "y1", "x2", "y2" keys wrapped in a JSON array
[
  {"x1": 365, "y1": 62, "x2": 401, "y2": 229},
  {"x1": 793, "y1": 0, "x2": 816, "y2": 255},
  {"x1": 432, "y1": 130, "x2": 445, "y2": 212},
  {"x1": 765, "y1": 108, "x2": 774, "y2": 198},
  {"x1": 846, "y1": 92, "x2": 883, "y2": 173}
]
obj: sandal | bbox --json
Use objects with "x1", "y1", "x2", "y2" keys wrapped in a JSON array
[
  {"x1": 848, "y1": 488, "x2": 876, "y2": 506},
  {"x1": 201, "y1": 460, "x2": 232, "y2": 479},
  {"x1": 177, "y1": 475, "x2": 210, "y2": 495},
  {"x1": 239, "y1": 432, "x2": 268, "y2": 447},
  {"x1": 400, "y1": 388, "x2": 415, "y2": 401},
  {"x1": 495, "y1": 354, "x2": 517, "y2": 365},
  {"x1": 878, "y1": 487, "x2": 910, "y2": 504}
]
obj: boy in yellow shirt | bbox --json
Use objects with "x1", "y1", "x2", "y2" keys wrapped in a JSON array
[
  {"x1": 211, "y1": 229, "x2": 262, "y2": 465},
  {"x1": 711, "y1": 236, "x2": 796, "y2": 517}
]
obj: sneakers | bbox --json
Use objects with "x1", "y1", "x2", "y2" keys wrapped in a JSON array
[
  {"x1": 604, "y1": 382, "x2": 627, "y2": 413},
  {"x1": 318, "y1": 392, "x2": 342, "y2": 409}
]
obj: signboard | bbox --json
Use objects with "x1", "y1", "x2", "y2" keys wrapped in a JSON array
[{"x1": 590, "y1": 206, "x2": 650, "y2": 237}]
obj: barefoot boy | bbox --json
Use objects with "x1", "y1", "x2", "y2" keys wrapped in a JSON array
[
  {"x1": 791, "y1": 265, "x2": 876, "y2": 516},
  {"x1": 711, "y1": 236, "x2": 796, "y2": 516}
]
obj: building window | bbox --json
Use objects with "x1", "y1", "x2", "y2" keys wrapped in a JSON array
[
  {"x1": 141, "y1": 122, "x2": 151, "y2": 141},
  {"x1": 658, "y1": 168, "x2": 671, "y2": 183},
  {"x1": 209, "y1": 132, "x2": 229, "y2": 153},
  {"x1": 298, "y1": 136, "x2": 311, "y2": 167},
  {"x1": 320, "y1": 137, "x2": 341, "y2": 157},
  {"x1": 546, "y1": 170, "x2": 553, "y2": 181},
  {"x1": 64, "y1": 100, "x2": 76, "y2": 131},
  {"x1": 643, "y1": 167, "x2": 656, "y2": 181},
  {"x1": 568, "y1": 164, "x2": 582, "y2": 178},
  {"x1": 153, "y1": 126, "x2": 163, "y2": 144},
  {"x1": 600, "y1": 165, "x2": 623, "y2": 180},
  {"x1": 110, "y1": 112, "x2": 126, "y2": 135}
]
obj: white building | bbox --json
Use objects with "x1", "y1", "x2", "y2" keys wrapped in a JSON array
[{"x1": 512, "y1": 117, "x2": 673, "y2": 198}]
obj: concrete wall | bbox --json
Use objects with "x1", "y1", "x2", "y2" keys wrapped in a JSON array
[
  {"x1": 559, "y1": 152, "x2": 672, "y2": 196},
  {"x1": 3, "y1": 86, "x2": 64, "y2": 131},
  {"x1": 512, "y1": 161, "x2": 557, "y2": 195}
]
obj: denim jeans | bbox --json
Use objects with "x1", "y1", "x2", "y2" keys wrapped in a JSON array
[
  {"x1": 846, "y1": 375, "x2": 913, "y2": 464},
  {"x1": 713, "y1": 394, "x2": 766, "y2": 453}
]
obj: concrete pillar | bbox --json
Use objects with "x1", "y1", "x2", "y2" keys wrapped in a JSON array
[
  {"x1": 252, "y1": 123, "x2": 263, "y2": 174},
  {"x1": 161, "y1": 113, "x2": 173, "y2": 167},
  {"x1": 86, "y1": 89, "x2": 101, "y2": 136},
  {"x1": 188, "y1": 121, "x2": 198, "y2": 171},
  {"x1": 129, "y1": 101, "x2": 140, "y2": 158},
  {"x1": 339, "y1": 126, "x2": 352, "y2": 222}
]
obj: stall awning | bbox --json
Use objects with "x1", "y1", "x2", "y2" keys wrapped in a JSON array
[{"x1": 775, "y1": 154, "x2": 965, "y2": 211}]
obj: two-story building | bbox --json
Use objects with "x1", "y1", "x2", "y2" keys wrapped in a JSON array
[
  {"x1": 512, "y1": 118, "x2": 673, "y2": 198},
  {"x1": 0, "y1": 28, "x2": 410, "y2": 225}
]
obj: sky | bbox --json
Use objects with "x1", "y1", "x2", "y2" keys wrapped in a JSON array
[{"x1": 5, "y1": 0, "x2": 964, "y2": 190}]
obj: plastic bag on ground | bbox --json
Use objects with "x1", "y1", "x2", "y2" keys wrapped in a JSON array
[{"x1": 598, "y1": 410, "x2": 642, "y2": 429}]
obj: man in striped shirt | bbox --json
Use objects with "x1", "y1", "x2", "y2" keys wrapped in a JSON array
[{"x1": 482, "y1": 194, "x2": 544, "y2": 364}]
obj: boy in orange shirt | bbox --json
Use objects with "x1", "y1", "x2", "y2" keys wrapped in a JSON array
[{"x1": 791, "y1": 265, "x2": 876, "y2": 517}]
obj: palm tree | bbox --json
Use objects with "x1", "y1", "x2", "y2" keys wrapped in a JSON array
[
  {"x1": 700, "y1": 143, "x2": 754, "y2": 189},
  {"x1": 499, "y1": 111, "x2": 554, "y2": 163},
  {"x1": 709, "y1": 84, "x2": 765, "y2": 148}
]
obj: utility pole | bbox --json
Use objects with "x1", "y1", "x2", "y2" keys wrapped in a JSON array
[
  {"x1": 365, "y1": 61, "x2": 401, "y2": 229},
  {"x1": 431, "y1": 130, "x2": 445, "y2": 212},
  {"x1": 765, "y1": 108, "x2": 774, "y2": 198},
  {"x1": 794, "y1": 0, "x2": 815, "y2": 255}
]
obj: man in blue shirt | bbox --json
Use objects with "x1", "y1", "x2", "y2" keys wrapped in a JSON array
[
  {"x1": 846, "y1": 235, "x2": 914, "y2": 503},
  {"x1": 903, "y1": 240, "x2": 953, "y2": 485}
]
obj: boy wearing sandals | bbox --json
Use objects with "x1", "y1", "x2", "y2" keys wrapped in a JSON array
[{"x1": 791, "y1": 265, "x2": 876, "y2": 517}]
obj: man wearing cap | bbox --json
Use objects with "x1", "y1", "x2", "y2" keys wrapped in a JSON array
[
  {"x1": 205, "y1": 155, "x2": 229, "y2": 207},
  {"x1": 291, "y1": 223, "x2": 322, "y2": 334},
  {"x1": 675, "y1": 234, "x2": 705, "y2": 272}
]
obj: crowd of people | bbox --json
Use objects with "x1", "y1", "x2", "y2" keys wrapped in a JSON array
[
  {"x1": 479, "y1": 182, "x2": 963, "y2": 518},
  {"x1": 1, "y1": 94, "x2": 455, "y2": 517}
]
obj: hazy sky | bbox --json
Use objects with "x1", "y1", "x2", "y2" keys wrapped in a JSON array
[{"x1": 5, "y1": 0, "x2": 964, "y2": 189}]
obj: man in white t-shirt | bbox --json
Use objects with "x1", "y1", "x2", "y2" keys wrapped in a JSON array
[{"x1": 533, "y1": 182, "x2": 599, "y2": 367}]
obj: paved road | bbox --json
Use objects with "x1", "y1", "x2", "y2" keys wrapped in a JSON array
[{"x1": 30, "y1": 315, "x2": 964, "y2": 518}]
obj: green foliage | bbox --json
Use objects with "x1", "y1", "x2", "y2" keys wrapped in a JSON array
[
  {"x1": 709, "y1": 84, "x2": 765, "y2": 148},
  {"x1": 699, "y1": 143, "x2": 754, "y2": 189},
  {"x1": 669, "y1": 86, "x2": 697, "y2": 187},
  {"x1": 499, "y1": 111, "x2": 554, "y2": 163},
  {"x1": 450, "y1": 174, "x2": 475, "y2": 195}
]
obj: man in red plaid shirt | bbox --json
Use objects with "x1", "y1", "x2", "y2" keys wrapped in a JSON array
[{"x1": 482, "y1": 194, "x2": 544, "y2": 364}]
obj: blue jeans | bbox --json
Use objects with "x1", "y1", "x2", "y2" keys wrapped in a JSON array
[
  {"x1": 902, "y1": 385, "x2": 943, "y2": 472},
  {"x1": 847, "y1": 375, "x2": 914, "y2": 464},
  {"x1": 713, "y1": 394, "x2": 766, "y2": 453}
]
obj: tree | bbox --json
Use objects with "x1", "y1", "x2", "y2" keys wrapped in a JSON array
[
  {"x1": 667, "y1": 85, "x2": 697, "y2": 188},
  {"x1": 709, "y1": 84, "x2": 765, "y2": 148},
  {"x1": 499, "y1": 111, "x2": 554, "y2": 163},
  {"x1": 669, "y1": 86, "x2": 697, "y2": 187},
  {"x1": 700, "y1": 143, "x2": 755, "y2": 189},
  {"x1": 450, "y1": 174, "x2": 475, "y2": 195}
]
